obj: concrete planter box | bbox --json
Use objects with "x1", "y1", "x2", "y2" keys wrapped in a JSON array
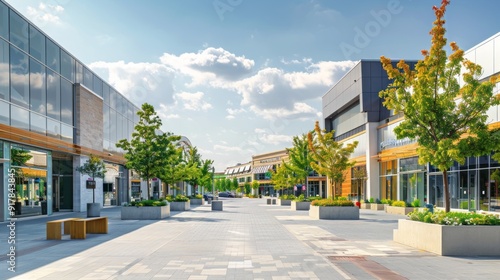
[
  {"x1": 370, "y1": 203, "x2": 385, "y2": 211},
  {"x1": 309, "y1": 205, "x2": 359, "y2": 220},
  {"x1": 170, "y1": 201, "x2": 190, "y2": 211},
  {"x1": 212, "y1": 200, "x2": 223, "y2": 211},
  {"x1": 386, "y1": 205, "x2": 416, "y2": 215},
  {"x1": 291, "y1": 201, "x2": 311, "y2": 211},
  {"x1": 266, "y1": 198, "x2": 276, "y2": 205},
  {"x1": 278, "y1": 199, "x2": 292, "y2": 206},
  {"x1": 394, "y1": 219, "x2": 500, "y2": 256},
  {"x1": 121, "y1": 205, "x2": 170, "y2": 220},
  {"x1": 190, "y1": 198, "x2": 204, "y2": 205},
  {"x1": 360, "y1": 203, "x2": 371, "y2": 209}
]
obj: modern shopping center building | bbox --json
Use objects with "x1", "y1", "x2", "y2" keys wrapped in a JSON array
[
  {"x1": 0, "y1": 1, "x2": 176, "y2": 221},
  {"x1": 323, "y1": 32, "x2": 500, "y2": 211}
]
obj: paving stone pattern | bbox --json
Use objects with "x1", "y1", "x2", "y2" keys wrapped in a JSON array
[{"x1": 1, "y1": 198, "x2": 499, "y2": 279}]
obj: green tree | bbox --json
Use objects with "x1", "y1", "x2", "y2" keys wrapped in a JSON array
[
  {"x1": 283, "y1": 134, "x2": 313, "y2": 187},
  {"x1": 251, "y1": 180, "x2": 260, "y2": 195},
  {"x1": 379, "y1": 1, "x2": 499, "y2": 212},
  {"x1": 232, "y1": 177, "x2": 239, "y2": 192},
  {"x1": 75, "y1": 154, "x2": 106, "y2": 203},
  {"x1": 198, "y1": 159, "x2": 215, "y2": 193},
  {"x1": 244, "y1": 182, "x2": 251, "y2": 195},
  {"x1": 308, "y1": 121, "x2": 358, "y2": 198},
  {"x1": 271, "y1": 164, "x2": 295, "y2": 195},
  {"x1": 116, "y1": 103, "x2": 181, "y2": 199}
]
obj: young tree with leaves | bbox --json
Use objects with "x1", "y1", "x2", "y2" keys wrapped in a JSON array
[
  {"x1": 379, "y1": 0, "x2": 499, "y2": 212},
  {"x1": 75, "y1": 154, "x2": 107, "y2": 204},
  {"x1": 271, "y1": 164, "x2": 295, "y2": 195},
  {"x1": 251, "y1": 180, "x2": 260, "y2": 196},
  {"x1": 308, "y1": 121, "x2": 358, "y2": 199},
  {"x1": 283, "y1": 134, "x2": 313, "y2": 190},
  {"x1": 116, "y1": 103, "x2": 181, "y2": 199}
]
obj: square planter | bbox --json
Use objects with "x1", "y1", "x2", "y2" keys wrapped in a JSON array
[
  {"x1": 394, "y1": 219, "x2": 500, "y2": 256},
  {"x1": 291, "y1": 201, "x2": 311, "y2": 211},
  {"x1": 170, "y1": 201, "x2": 190, "y2": 211},
  {"x1": 267, "y1": 198, "x2": 276, "y2": 205},
  {"x1": 212, "y1": 200, "x2": 223, "y2": 211},
  {"x1": 190, "y1": 198, "x2": 204, "y2": 206},
  {"x1": 121, "y1": 205, "x2": 170, "y2": 220},
  {"x1": 385, "y1": 205, "x2": 416, "y2": 215},
  {"x1": 360, "y1": 203, "x2": 371, "y2": 209},
  {"x1": 278, "y1": 199, "x2": 292, "y2": 206},
  {"x1": 370, "y1": 203, "x2": 385, "y2": 211},
  {"x1": 309, "y1": 205, "x2": 359, "y2": 220}
]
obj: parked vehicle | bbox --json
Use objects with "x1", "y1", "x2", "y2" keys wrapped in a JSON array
[
  {"x1": 203, "y1": 193, "x2": 214, "y2": 200},
  {"x1": 218, "y1": 191, "x2": 235, "y2": 198}
]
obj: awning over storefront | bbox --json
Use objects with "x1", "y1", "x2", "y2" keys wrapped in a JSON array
[{"x1": 252, "y1": 165, "x2": 273, "y2": 174}]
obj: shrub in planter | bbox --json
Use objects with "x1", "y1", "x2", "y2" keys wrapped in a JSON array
[
  {"x1": 311, "y1": 198, "x2": 354, "y2": 207},
  {"x1": 408, "y1": 209, "x2": 500, "y2": 226},
  {"x1": 280, "y1": 194, "x2": 296, "y2": 200},
  {"x1": 392, "y1": 200, "x2": 408, "y2": 207},
  {"x1": 411, "y1": 199, "x2": 421, "y2": 207},
  {"x1": 122, "y1": 199, "x2": 169, "y2": 220},
  {"x1": 395, "y1": 209, "x2": 500, "y2": 255}
]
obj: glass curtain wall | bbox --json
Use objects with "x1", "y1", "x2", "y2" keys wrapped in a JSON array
[
  {"x1": 380, "y1": 160, "x2": 397, "y2": 201},
  {"x1": 428, "y1": 154, "x2": 500, "y2": 211},
  {"x1": 399, "y1": 157, "x2": 426, "y2": 204}
]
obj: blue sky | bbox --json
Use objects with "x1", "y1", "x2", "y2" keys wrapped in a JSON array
[{"x1": 5, "y1": 0, "x2": 500, "y2": 171}]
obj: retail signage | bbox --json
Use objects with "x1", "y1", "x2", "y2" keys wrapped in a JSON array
[
  {"x1": 86, "y1": 180, "x2": 96, "y2": 189},
  {"x1": 379, "y1": 137, "x2": 416, "y2": 150}
]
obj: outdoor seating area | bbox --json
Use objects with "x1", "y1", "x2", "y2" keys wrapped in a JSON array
[{"x1": 46, "y1": 217, "x2": 108, "y2": 240}]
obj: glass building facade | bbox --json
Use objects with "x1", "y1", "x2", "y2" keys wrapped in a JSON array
[
  {"x1": 323, "y1": 33, "x2": 500, "y2": 212},
  {"x1": 0, "y1": 1, "x2": 139, "y2": 221}
]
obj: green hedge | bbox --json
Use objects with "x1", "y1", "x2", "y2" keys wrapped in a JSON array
[
  {"x1": 311, "y1": 198, "x2": 354, "y2": 207},
  {"x1": 408, "y1": 209, "x2": 500, "y2": 226},
  {"x1": 128, "y1": 199, "x2": 167, "y2": 207}
]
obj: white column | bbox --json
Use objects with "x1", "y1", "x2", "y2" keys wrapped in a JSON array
[{"x1": 366, "y1": 122, "x2": 380, "y2": 199}]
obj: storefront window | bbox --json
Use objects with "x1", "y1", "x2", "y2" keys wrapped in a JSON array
[{"x1": 10, "y1": 145, "x2": 48, "y2": 217}]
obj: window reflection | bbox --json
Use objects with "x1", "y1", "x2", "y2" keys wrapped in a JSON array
[
  {"x1": 11, "y1": 105, "x2": 29, "y2": 130},
  {"x1": 47, "y1": 69, "x2": 60, "y2": 120},
  {"x1": 0, "y1": 38, "x2": 9, "y2": 100},
  {"x1": 9, "y1": 10, "x2": 28, "y2": 52},
  {"x1": 46, "y1": 39, "x2": 60, "y2": 73},
  {"x1": 47, "y1": 118, "x2": 60, "y2": 139},
  {"x1": 29, "y1": 25, "x2": 45, "y2": 63},
  {"x1": 60, "y1": 78, "x2": 73, "y2": 125},
  {"x1": 30, "y1": 58, "x2": 46, "y2": 114},
  {"x1": 30, "y1": 112, "x2": 46, "y2": 135},
  {"x1": 10, "y1": 46, "x2": 29, "y2": 108}
]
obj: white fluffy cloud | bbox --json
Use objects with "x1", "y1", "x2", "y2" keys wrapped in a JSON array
[
  {"x1": 27, "y1": 2, "x2": 64, "y2": 25},
  {"x1": 174, "y1": 91, "x2": 212, "y2": 111},
  {"x1": 90, "y1": 48, "x2": 356, "y2": 123}
]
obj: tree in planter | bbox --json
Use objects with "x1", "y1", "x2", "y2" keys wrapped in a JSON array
[
  {"x1": 352, "y1": 166, "x2": 367, "y2": 205},
  {"x1": 271, "y1": 164, "x2": 296, "y2": 196},
  {"x1": 283, "y1": 133, "x2": 314, "y2": 196},
  {"x1": 379, "y1": 0, "x2": 500, "y2": 212},
  {"x1": 251, "y1": 180, "x2": 260, "y2": 196},
  {"x1": 75, "y1": 154, "x2": 106, "y2": 204},
  {"x1": 116, "y1": 103, "x2": 181, "y2": 199},
  {"x1": 308, "y1": 121, "x2": 358, "y2": 199}
]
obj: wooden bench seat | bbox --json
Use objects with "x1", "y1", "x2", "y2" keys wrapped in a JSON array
[
  {"x1": 46, "y1": 218, "x2": 80, "y2": 240},
  {"x1": 70, "y1": 217, "x2": 108, "y2": 239}
]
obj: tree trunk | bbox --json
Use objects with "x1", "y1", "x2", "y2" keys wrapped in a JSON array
[
  {"x1": 443, "y1": 170, "x2": 450, "y2": 213},
  {"x1": 146, "y1": 176, "x2": 151, "y2": 199}
]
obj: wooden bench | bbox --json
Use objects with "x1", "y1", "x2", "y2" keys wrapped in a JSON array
[
  {"x1": 46, "y1": 218, "x2": 80, "y2": 240},
  {"x1": 70, "y1": 217, "x2": 108, "y2": 239}
]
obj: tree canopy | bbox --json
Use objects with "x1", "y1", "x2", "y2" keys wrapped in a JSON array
[
  {"x1": 379, "y1": 0, "x2": 500, "y2": 212},
  {"x1": 116, "y1": 103, "x2": 181, "y2": 199},
  {"x1": 307, "y1": 121, "x2": 358, "y2": 198}
]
